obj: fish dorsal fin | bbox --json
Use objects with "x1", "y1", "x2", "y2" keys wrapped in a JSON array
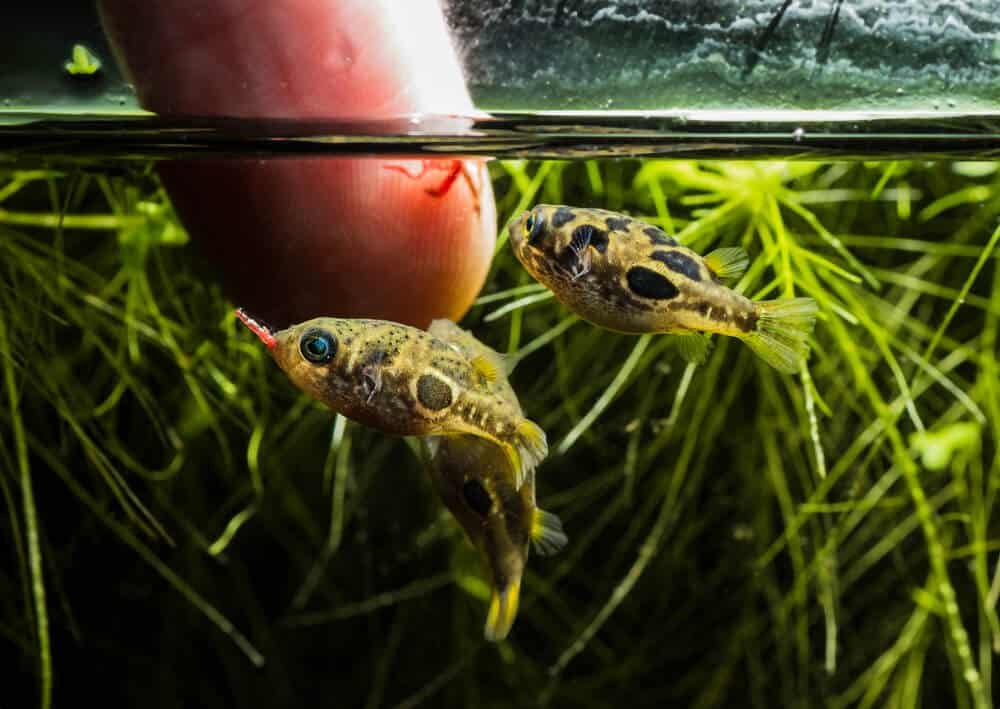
[
  {"x1": 673, "y1": 332, "x2": 713, "y2": 365},
  {"x1": 471, "y1": 353, "x2": 500, "y2": 383},
  {"x1": 531, "y1": 509, "x2": 568, "y2": 556},
  {"x1": 430, "y1": 318, "x2": 517, "y2": 378},
  {"x1": 703, "y1": 247, "x2": 749, "y2": 282}
]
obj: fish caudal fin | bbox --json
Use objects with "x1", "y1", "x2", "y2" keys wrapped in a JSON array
[
  {"x1": 507, "y1": 419, "x2": 548, "y2": 489},
  {"x1": 484, "y1": 580, "x2": 521, "y2": 642},
  {"x1": 743, "y1": 297, "x2": 818, "y2": 373},
  {"x1": 703, "y1": 247, "x2": 749, "y2": 282},
  {"x1": 531, "y1": 509, "x2": 568, "y2": 556}
]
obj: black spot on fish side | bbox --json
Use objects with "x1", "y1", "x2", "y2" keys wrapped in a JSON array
[
  {"x1": 626, "y1": 266, "x2": 679, "y2": 300},
  {"x1": 462, "y1": 479, "x2": 493, "y2": 516},
  {"x1": 551, "y1": 207, "x2": 576, "y2": 228},
  {"x1": 644, "y1": 226, "x2": 678, "y2": 246},
  {"x1": 417, "y1": 374, "x2": 453, "y2": 410},
  {"x1": 651, "y1": 250, "x2": 702, "y2": 282},
  {"x1": 570, "y1": 224, "x2": 608, "y2": 254},
  {"x1": 605, "y1": 216, "x2": 630, "y2": 232},
  {"x1": 737, "y1": 312, "x2": 759, "y2": 333},
  {"x1": 500, "y1": 489, "x2": 528, "y2": 546}
]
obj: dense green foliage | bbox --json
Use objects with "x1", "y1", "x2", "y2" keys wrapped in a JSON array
[{"x1": 1, "y1": 158, "x2": 999, "y2": 708}]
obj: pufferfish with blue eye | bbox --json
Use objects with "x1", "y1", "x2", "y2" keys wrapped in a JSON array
[
  {"x1": 235, "y1": 308, "x2": 547, "y2": 489},
  {"x1": 508, "y1": 204, "x2": 818, "y2": 373},
  {"x1": 421, "y1": 318, "x2": 567, "y2": 642}
]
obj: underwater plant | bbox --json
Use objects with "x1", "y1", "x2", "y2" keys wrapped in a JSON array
[{"x1": 2, "y1": 157, "x2": 1000, "y2": 708}]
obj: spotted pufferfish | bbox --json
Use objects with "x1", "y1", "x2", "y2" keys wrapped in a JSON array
[
  {"x1": 508, "y1": 204, "x2": 818, "y2": 373},
  {"x1": 235, "y1": 309, "x2": 547, "y2": 489},
  {"x1": 421, "y1": 318, "x2": 566, "y2": 642}
]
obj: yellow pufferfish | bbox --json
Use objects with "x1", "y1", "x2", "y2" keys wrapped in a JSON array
[
  {"x1": 508, "y1": 205, "x2": 818, "y2": 373},
  {"x1": 235, "y1": 309, "x2": 547, "y2": 488},
  {"x1": 421, "y1": 318, "x2": 567, "y2": 642}
]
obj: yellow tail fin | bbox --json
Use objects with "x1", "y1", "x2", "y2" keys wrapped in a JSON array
[
  {"x1": 742, "y1": 297, "x2": 817, "y2": 373},
  {"x1": 531, "y1": 509, "x2": 568, "y2": 556},
  {"x1": 484, "y1": 580, "x2": 521, "y2": 642}
]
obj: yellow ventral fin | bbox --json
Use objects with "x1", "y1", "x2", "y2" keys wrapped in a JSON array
[
  {"x1": 484, "y1": 579, "x2": 521, "y2": 642},
  {"x1": 531, "y1": 509, "x2": 568, "y2": 556},
  {"x1": 704, "y1": 247, "x2": 749, "y2": 282}
]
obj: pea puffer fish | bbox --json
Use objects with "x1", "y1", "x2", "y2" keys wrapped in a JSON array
[
  {"x1": 235, "y1": 308, "x2": 547, "y2": 488},
  {"x1": 508, "y1": 205, "x2": 818, "y2": 373},
  {"x1": 422, "y1": 318, "x2": 567, "y2": 642}
]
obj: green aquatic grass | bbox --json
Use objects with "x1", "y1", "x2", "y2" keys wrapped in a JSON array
[{"x1": 1, "y1": 157, "x2": 999, "y2": 707}]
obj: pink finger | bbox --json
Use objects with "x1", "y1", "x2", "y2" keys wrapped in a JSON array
[{"x1": 98, "y1": 0, "x2": 495, "y2": 328}]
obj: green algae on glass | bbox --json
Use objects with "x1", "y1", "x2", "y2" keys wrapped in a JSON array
[{"x1": 1, "y1": 156, "x2": 999, "y2": 708}]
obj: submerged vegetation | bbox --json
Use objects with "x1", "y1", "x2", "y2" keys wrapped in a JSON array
[{"x1": 1, "y1": 156, "x2": 999, "y2": 707}]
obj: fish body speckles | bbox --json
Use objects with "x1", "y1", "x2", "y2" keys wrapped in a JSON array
[
  {"x1": 507, "y1": 204, "x2": 818, "y2": 373},
  {"x1": 235, "y1": 311, "x2": 547, "y2": 487}
]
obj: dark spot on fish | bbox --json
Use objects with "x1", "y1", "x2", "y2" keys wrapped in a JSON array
[
  {"x1": 501, "y1": 490, "x2": 529, "y2": 547},
  {"x1": 417, "y1": 374, "x2": 453, "y2": 410},
  {"x1": 626, "y1": 266, "x2": 679, "y2": 300},
  {"x1": 551, "y1": 207, "x2": 576, "y2": 228},
  {"x1": 462, "y1": 479, "x2": 493, "y2": 516},
  {"x1": 651, "y1": 250, "x2": 702, "y2": 282},
  {"x1": 605, "y1": 216, "x2": 630, "y2": 232},
  {"x1": 570, "y1": 224, "x2": 608, "y2": 254},
  {"x1": 644, "y1": 226, "x2": 678, "y2": 246},
  {"x1": 737, "y1": 312, "x2": 759, "y2": 333}
]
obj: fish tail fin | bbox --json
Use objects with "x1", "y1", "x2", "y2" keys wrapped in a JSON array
[
  {"x1": 507, "y1": 419, "x2": 548, "y2": 488},
  {"x1": 531, "y1": 508, "x2": 568, "y2": 556},
  {"x1": 742, "y1": 297, "x2": 818, "y2": 373},
  {"x1": 484, "y1": 579, "x2": 521, "y2": 642}
]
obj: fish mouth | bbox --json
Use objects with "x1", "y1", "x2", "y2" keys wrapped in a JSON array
[
  {"x1": 483, "y1": 579, "x2": 522, "y2": 642},
  {"x1": 234, "y1": 307, "x2": 278, "y2": 350},
  {"x1": 506, "y1": 212, "x2": 527, "y2": 249}
]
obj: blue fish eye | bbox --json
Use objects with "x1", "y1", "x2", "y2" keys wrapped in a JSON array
[
  {"x1": 299, "y1": 328, "x2": 337, "y2": 364},
  {"x1": 524, "y1": 211, "x2": 545, "y2": 246}
]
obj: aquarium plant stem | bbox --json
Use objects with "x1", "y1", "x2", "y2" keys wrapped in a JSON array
[{"x1": 0, "y1": 311, "x2": 51, "y2": 709}]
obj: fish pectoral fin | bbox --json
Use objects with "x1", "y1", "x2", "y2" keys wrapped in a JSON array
[
  {"x1": 484, "y1": 580, "x2": 521, "y2": 642},
  {"x1": 361, "y1": 363, "x2": 382, "y2": 403},
  {"x1": 704, "y1": 247, "x2": 750, "y2": 282},
  {"x1": 531, "y1": 509, "x2": 568, "y2": 556},
  {"x1": 673, "y1": 332, "x2": 713, "y2": 365}
]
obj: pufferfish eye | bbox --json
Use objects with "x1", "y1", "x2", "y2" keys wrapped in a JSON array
[
  {"x1": 299, "y1": 328, "x2": 337, "y2": 364},
  {"x1": 462, "y1": 479, "x2": 493, "y2": 517},
  {"x1": 523, "y1": 210, "x2": 545, "y2": 246}
]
